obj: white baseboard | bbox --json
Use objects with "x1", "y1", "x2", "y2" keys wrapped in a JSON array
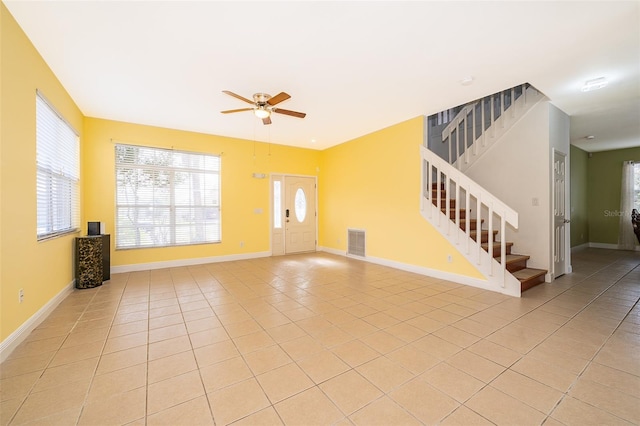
[
  {"x1": 0, "y1": 280, "x2": 75, "y2": 363},
  {"x1": 318, "y1": 246, "x2": 503, "y2": 294},
  {"x1": 588, "y1": 242, "x2": 620, "y2": 250},
  {"x1": 111, "y1": 251, "x2": 272, "y2": 274},
  {"x1": 587, "y1": 242, "x2": 640, "y2": 251}
]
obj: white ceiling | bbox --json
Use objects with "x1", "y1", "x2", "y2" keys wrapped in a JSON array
[{"x1": 5, "y1": 1, "x2": 640, "y2": 152}]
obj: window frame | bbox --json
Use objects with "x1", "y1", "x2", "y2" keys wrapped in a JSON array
[
  {"x1": 36, "y1": 90, "x2": 80, "y2": 241},
  {"x1": 114, "y1": 143, "x2": 221, "y2": 250}
]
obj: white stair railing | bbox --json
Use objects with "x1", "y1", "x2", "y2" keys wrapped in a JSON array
[
  {"x1": 420, "y1": 145, "x2": 522, "y2": 296},
  {"x1": 439, "y1": 83, "x2": 543, "y2": 172}
]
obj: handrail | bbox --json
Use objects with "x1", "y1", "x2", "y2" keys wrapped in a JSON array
[{"x1": 421, "y1": 145, "x2": 518, "y2": 288}]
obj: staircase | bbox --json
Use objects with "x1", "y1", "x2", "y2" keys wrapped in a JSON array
[
  {"x1": 432, "y1": 183, "x2": 546, "y2": 292},
  {"x1": 429, "y1": 179, "x2": 546, "y2": 294},
  {"x1": 421, "y1": 83, "x2": 549, "y2": 296}
]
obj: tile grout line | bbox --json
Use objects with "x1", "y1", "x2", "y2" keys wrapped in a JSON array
[{"x1": 544, "y1": 262, "x2": 640, "y2": 424}]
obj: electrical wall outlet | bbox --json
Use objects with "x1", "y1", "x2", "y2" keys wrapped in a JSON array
[
  {"x1": 18, "y1": 288, "x2": 24, "y2": 303},
  {"x1": 447, "y1": 255, "x2": 453, "y2": 263}
]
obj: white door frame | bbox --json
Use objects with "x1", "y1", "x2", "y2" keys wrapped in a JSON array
[
  {"x1": 551, "y1": 148, "x2": 572, "y2": 279},
  {"x1": 270, "y1": 173, "x2": 318, "y2": 255}
]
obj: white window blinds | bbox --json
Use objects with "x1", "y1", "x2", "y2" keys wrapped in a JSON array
[
  {"x1": 36, "y1": 92, "x2": 80, "y2": 240},
  {"x1": 115, "y1": 144, "x2": 221, "y2": 249}
]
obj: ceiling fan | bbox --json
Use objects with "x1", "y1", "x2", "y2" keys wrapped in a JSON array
[{"x1": 221, "y1": 90, "x2": 306, "y2": 125}]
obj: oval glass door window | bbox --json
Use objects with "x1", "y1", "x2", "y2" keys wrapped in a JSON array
[{"x1": 294, "y1": 188, "x2": 307, "y2": 222}]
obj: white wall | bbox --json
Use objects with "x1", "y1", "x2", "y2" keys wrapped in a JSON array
[{"x1": 464, "y1": 101, "x2": 552, "y2": 274}]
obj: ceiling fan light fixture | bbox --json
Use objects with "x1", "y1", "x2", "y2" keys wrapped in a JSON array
[{"x1": 254, "y1": 108, "x2": 270, "y2": 119}]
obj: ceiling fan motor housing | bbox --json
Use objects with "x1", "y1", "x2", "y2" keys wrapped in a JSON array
[{"x1": 253, "y1": 93, "x2": 271, "y2": 105}]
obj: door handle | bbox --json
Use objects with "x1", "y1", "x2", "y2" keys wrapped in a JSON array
[{"x1": 563, "y1": 219, "x2": 571, "y2": 223}]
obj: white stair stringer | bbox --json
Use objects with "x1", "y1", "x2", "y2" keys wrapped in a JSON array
[
  {"x1": 445, "y1": 85, "x2": 547, "y2": 173},
  {"x1": 421, "y1": 146, "x2": 521, "y2": 297}
]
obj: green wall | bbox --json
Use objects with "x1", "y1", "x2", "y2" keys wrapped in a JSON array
[
  {"x1": 570, "y1": 145, "x2": 589, "y2": 247},
  {"x1": 587, "y1": 146, "x2": 640, "y2": 245}
]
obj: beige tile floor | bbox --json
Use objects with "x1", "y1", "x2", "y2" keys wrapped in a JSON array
[{"x1": 1, "y1": 248, "x2": 639, "y2": 426}]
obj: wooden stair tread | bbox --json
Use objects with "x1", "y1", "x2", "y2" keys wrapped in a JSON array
[
  {"x1": 512, "y1": 268, "x2": 546, "y2": 280},
  {"x1": 513, "y1": 267, "x2": 547, "y2": 292},
  {"x1": 504, "y1": 254, "x2": 530, "y2": 263},
  {"x1": 501, "y1": 253, "x2": 531, "y2": 273},
  {"x1": 471, "y1": 230, "x2": 498, "y2": 237},
  {"x1": 429, "y1": 189, "x2": 545, "y2": 293},
  {"x1": 481, "y1": 241, "x2": 513, "y2": 249},
  {"x1": 470, "y1": 229, "x2": 497, "y2": 243}
]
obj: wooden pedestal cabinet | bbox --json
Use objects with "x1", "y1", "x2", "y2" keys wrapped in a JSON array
[{"x1": 75, "y1": 234, "x2": 110, "y2": 289}]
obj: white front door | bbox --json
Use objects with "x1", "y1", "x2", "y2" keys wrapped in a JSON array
[
  {"x1": 553, "y1": 150, "x2": 568, "y2": 278},
  {"x1": 271, "y1": 175, "x2": 316, "y2": 255},
  {"x1": 285, "y1": 176, "x2": 316, "y2": 254}
]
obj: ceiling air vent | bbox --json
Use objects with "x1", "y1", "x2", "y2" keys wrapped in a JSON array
[{"x1": 347, "y1": 229, "x2": 366, "y2": 257}]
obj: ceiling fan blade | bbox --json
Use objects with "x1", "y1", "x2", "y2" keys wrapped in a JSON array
[
  {"x1": 222, "y1": 90, "x2": 254, "y2": 105},
  {"x1": 274, "y1": 108, "x2": 306, "y2": 118},
  {"x1": 267, "y1": 92, "x2": 291, "y2": 106},
  {"x1": 221, "y1": 108, "x2": 253, "y2": 114},
  {"x1": 262, "y1": 116, "x2": 272, "y2": 125}
]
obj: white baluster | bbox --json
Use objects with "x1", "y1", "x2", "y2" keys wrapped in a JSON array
[
  {"x1": 488, "y1": 203, "x2": 494, "y2": 276},
  {"x1": 476, "y1": 196, "x2": 481, "y2": 265},
  {"x1": 500, "y1": 213, "x2": 506, "y2": 287},
  {"x1": 500, "y1": 92, "x2": 505, "y2": 127},
  {"x1": 465, "y1": 189, "x2": 471, "y2": 254},
  {"x1": 436, "y1": 169, "x2": 442, "y2": 227},
  {"x1": 455, "y1": 182, "x2": 460, "y2": 244}
]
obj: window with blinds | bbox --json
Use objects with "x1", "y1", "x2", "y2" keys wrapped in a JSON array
[
  {"x1": 115, "y1": 144, "x2": 221, "y2": 249},
  {"x1": 36, "y1": 92, "x2": 80, "y2": 240}
]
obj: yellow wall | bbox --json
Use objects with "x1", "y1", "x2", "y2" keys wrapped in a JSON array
[
  {"x1": 1, "y1": 3, "x2": 484, "y2": 346},
  {"x1": 1, "y1": 3, "x2": 84, "y2": 342},
  {"x1": 319, "y1": 117, "x2": 484, "y2": 278},
  {"x1": 83, "y1": 117, "x2": 320, "y2": 267}
]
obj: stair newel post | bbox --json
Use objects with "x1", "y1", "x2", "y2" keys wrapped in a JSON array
[
  {"x1": 422, "y1": 158, "x2": 428, "y2": 217},
  {"x1": 500, "y1": 213, "x2": 507, "y2": 288}
]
